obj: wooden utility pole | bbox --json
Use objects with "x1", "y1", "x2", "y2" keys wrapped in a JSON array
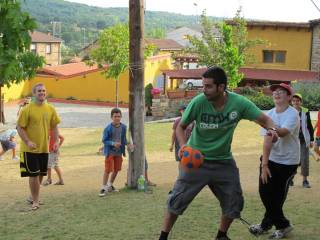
[{"x1": 127, "y1": 0, "x2": 145, "y2": 188}]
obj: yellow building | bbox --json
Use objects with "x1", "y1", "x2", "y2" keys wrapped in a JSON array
[
  {"x1": 3, "y1": 54, "x2": 173, "y2": 103},
  {"x1": 245, "y1": 21, "x2": 312, "y2": 71},
  {"x1": 30, "y1": 31, "x2": 62, "y2": 66}
]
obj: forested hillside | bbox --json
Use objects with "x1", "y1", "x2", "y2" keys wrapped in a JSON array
[{"x1": 21, "y1": 0, "x2": 211, "y2": 54}]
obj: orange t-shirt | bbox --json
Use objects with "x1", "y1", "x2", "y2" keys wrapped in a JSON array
[{"x1": 317, "y1": 111, "x2": 320, "y2": 137}]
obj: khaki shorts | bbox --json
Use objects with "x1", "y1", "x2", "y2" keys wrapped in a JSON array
[
  {"x1": 167, "y1": 159, "x2": 243, "y2": 219},
  {"x1": 48, "y1": 152, "x2": 59, "y2": 168}
]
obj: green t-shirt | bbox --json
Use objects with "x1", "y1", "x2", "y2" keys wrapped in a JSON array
[{"x1": 181, "y1": 92, "x2": 262, "y2": 160}]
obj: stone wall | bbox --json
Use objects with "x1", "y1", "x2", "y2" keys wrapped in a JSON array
[
  {"x1": 151, "y1": 96, "x2": 192, "y2": 120},
  {"x1": 311, "y1": 24, "x2": 320, "y2": 72}
]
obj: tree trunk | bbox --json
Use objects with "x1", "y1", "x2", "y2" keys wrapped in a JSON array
[
  {"x1": 0, "y1": 85, "x2": 5, "y2": 124},
  {"x1": 127, "y1": 0, "x2": 145, "y2": 188}
]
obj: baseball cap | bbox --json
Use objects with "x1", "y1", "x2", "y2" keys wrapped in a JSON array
[
  {"x1": 270, "y1": 83, "x2": 293, "y2": 95},
  {"x1": 293, "y1": 93, "x2": 302, "y2": 100},
  {"x1": 179, "y1": 105, "x2": 187, "y2": 111}
]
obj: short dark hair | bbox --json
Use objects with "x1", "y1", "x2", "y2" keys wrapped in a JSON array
[
  {"x1": 111, "y1": 108, "x2": 122, "y2": 117},
  {"x1": 202, "y1": 66, "x2": 227, "y2": 89}
]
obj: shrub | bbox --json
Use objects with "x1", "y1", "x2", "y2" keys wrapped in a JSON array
[
  {"x1": 292, "y1": 82, "x2": 320, "y2": 110},
  {"x1": 245, "y1": 93, "x2": 274, "y2": 110}
]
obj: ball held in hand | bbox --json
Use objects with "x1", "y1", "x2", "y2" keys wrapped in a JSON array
[{"x1": 180, "y1": 146, "x2": 204, "y2": 170}]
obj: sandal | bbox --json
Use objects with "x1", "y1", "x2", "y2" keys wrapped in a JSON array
[
  {"x1": 42, "y1": 179, "x2": 52, "y2": 186},
  {"x1": 54, "y1": 181, "x2": 64, "y2": 185},
  {"x1": 31, "y1": 205, "x2": 40, "y2": 211}
]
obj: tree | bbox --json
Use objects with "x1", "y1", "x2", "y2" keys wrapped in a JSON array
[
  {"x1": 89, "y1": 23, "x2": 154, "y2": 107},
  {"x1": 0, "y1": 0, "x2": 44, "y2": 123},
  {"x1": 186, "y1": 9, "x2": 263, "y2": 88}
]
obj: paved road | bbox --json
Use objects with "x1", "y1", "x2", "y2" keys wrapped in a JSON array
[{"x1": 3, "y1": 103, "x2": 129, "y2": 128}]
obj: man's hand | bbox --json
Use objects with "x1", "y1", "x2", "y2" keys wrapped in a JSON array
[
  {"x1": 127, "y1": 143, "x2": 134, "y2": 152},
  {"x1": 27, "y1": 140, "x2": 37, "y2": 149},
  {"x1": 266, "y1": 129, "x2": 278, "y2": 143},
  {"x1": 260, "y1": 164, "x2": 272, "y2": 184},
  {"x1": 178, "y1": 145, "x2": 188, "y2": 159}
]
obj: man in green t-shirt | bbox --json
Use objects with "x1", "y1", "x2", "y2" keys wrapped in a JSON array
[{"x1": 159, "y1": 67, "x2": 278, "y2": 240}]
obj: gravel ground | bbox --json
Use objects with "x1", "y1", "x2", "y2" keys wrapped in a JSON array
[
  {"x1": 2, "y1": 103, "x2": 129, "y2": 129},
  {"x1": 2, "y1": 102, "x2": 318, "y2": 129}
]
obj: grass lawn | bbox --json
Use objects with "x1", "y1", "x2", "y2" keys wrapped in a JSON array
[{"x1": 0, "y1": 121, "x2": 320, "y2": 240}]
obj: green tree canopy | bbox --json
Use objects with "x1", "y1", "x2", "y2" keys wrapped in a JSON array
[
  {"x1": 186, "y1": 9, "x2": 263, "y2": 88},
  {"x1": 0, "y1": 0, "x2": 44, "y2": 87},
  {"x1": 89, "y1": 23, "x2": 154, "y2": 106}
]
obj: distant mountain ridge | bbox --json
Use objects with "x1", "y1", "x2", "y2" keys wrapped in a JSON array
[{"x1": 20, "y1": 0, "x2": 221, "y2": 53}]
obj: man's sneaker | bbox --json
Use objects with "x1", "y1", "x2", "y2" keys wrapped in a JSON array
[
  {"x1": 215, "y1": 236, "x2": 230, "y2": 240},
  {"x1": 249, "y1": 224, "x2": 270, "y2": 235},
  {"x1": 12, "y1": 156, "x2": 19, "y2": 161},
  {"x1": 107, "y1": 185, "x2": 119, "y2": 192},
  {"x1": 303, "y1": 180, "x2": 311, "y2": 188},
  {"x1": 269, "y1": 225, "x2": 293, "y2": 239},
  {"x1": 99, "y1": 189, "x2": 107, "y2": 197}
]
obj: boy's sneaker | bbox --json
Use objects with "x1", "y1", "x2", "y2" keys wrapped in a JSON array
[
  {"x1": 249, "y1": 224, "x2": 270, "y2": 235},
  {"x1": 99, "y1": 189, "x2": 107, "y2": 197},
  {"x1": 12, "y1": 156, "x2": 19, "y2": 161},
  {"x1": 269, "y1": 225, "x2": 293, "y2": 239},
  {"x1": 302, "y1": 180, "x2": 311, "y2": 188},
  {"x1": 107, "y1": 185, "x2": 119, "y2": 192}
]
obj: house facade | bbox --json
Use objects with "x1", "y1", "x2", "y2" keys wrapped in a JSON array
[
  {"x1": 30, "y1": 31, "x2": 62, "y2": 66},
  {"x1": 245, "y1": 21, "x2": 312, "y2": 71},
  {"x1": 3, "y1": 54, "x2": 173, "y2": 103}
]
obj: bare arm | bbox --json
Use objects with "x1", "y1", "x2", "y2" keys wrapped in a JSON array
[
  {"x1": 261, "y1": 135, "x2": 273, "y2": 184},
  {"x1": 176, "y1": 122, "x2": 188, "y2": 147},
  {"x1": 51, "y1": 125, "x2": 60, "y2": 152},
  {"x1": 169, "y1": 129, "x2": 175, "y2": 152},
  {"x1": 255, "y1": 113, "x2": 289, "y2": 137},
  {"x1": 58, "y1": 134, "x2": 64, "y2": 146},
  {"x1": 17, "y1": 125, "x2": 36, "y2": 149}
]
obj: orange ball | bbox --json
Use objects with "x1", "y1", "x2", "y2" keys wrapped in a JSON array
[{"x1": 180, "y1": 146, "x2": 204, "y2": 170}]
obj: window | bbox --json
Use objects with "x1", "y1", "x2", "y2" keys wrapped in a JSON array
[
  {"x1": 30, "y1": 43, "x2": 36, "y2": 54},
  {"x1": 46, "y1": 44, "x2": 51, "y2": 54},
  {"x1": 275, "y1": 51, "x2": 286, "y2": 63},
  {"x1": 263, "y1": 50, "x2": 286, "y2": 64}
]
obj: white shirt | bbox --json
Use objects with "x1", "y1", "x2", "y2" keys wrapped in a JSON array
[{"x1": 261, "y1": 106, "x2": 300, "y2": 165}]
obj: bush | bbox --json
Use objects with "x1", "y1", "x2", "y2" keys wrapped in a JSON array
[
  {"x1": 235, "y1": 87, "x2": 274, "y2": 110},
  {"x1": 245, "y1": 93, "x2": 274, "y2": 110},
  {"x1": 292, "y1": 82, "x2": 320, "y2": 110}
]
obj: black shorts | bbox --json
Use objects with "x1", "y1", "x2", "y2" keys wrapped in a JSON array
[{"x1": 20, "y1": 152, "x2": 49, "y2": 177}]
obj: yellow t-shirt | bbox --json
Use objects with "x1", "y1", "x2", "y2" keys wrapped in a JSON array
[{"x1": 17, "y1": 102, "x2": 61, "y2": 153}]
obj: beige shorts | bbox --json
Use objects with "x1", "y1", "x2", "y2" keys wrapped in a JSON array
[{"x1": 48, "y1": 152, "x2": 59, "y2": 168}]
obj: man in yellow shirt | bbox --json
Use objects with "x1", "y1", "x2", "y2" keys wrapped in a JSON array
[{"x1": 17, "y1": 83, "x2": 61, "y2": 210}]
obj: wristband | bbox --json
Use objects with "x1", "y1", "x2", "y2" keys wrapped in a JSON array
[{"x1": 267, "y1": 127, "x2": 277, "y2": 131}]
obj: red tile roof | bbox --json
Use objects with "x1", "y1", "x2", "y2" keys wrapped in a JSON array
[
  {"x1": 226, "y1": 20, "x2": 310, "y2": 29},
  {"x1": 145, "y1": 39, "x2": 183, "y2": 50},
  {"x1": 161, "y1": 68, "x2": 319, "y2": 82},
  {"x1": 37, "y1": 62, "x2": 104, "y2": 78},
  {"x1": 30, "y1": 31, "x2": 62, "y2": 43}
]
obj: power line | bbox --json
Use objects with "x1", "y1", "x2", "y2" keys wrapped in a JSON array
[{"x1": 310, "y1": 0, "x2": 320, "y2": 13}]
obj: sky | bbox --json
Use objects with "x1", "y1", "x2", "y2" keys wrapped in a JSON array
[{"x1": 65, "y1": 0, "x2": 320, "y2": 22}]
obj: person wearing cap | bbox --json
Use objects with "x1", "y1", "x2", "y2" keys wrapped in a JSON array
[
  {"x1": 249, "y1": 83, "x2": 300, "y2": 239},
  {"x1": 0, "y1": 129, "x2": 19, "y2": 161},
  {"x1": 169, "y1": 105, "x2": 194, "y2": 162},
  {"x1": 291, "y1": 93, "x2": 314, "y2": 188},
  {"x1": 160, "y1": 67, "x2": 278, "y2": 240}
]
